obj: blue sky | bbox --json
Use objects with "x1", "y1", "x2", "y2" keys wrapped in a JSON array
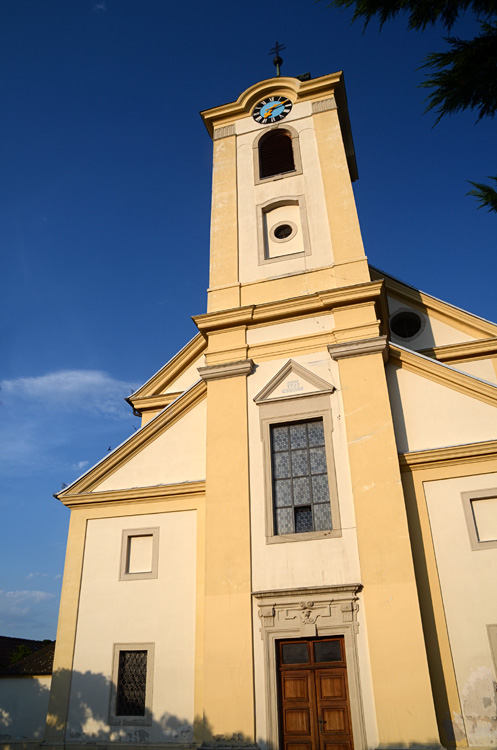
[{"x1": 1, "y1": 0, "x2": 495, "y2": 639}]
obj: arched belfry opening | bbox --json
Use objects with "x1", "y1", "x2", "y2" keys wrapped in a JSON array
[{"x1": 258, "y1": 128, "x2": 295, "y2": 179}]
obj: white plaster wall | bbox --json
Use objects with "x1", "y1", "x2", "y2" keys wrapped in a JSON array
[
  {"x1": 424, "y1": 474, "x2": 497, "y2": 746},
  {"x1": 248, "y1": 352, "x2": 361, "y2": 592},
  {"x1": 0, "y1": 675, "x2": 51, "y2": 740},
  {"x1": 236, "y1": 108, "x2": 334, "y2": 284},
  {"x1": 247, "y1": 314, "x2": 335, "y2": 346},
  {"x1": 94, "y1": 400, "x2": 206, "y2": 491},
  {"x1": 388, "y1": 296, "x2": 474, "y2": 349},
  {"x1": 248, "y1": 347, "x2": 377, "y2": 747},
  {"x1": 67, "y1": 511, "x2": 196, "y2": 742},
  {"x1": 162, "y1": 356, "x2": 205, "y2": 395},
  {"x1": 387, "y1": 365, "x2": 497, "y2": 453}
]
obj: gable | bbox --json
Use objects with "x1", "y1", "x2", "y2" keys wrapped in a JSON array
[
  {"x1": 58, "y1": 381, "x2": 206, "y2": 500},
  {"x1": 92, "y1": 398, "x2": 206, "y2": 492},
  {"x1": 387, "y1": 363, "x2": 497, "y2": 453},
  {"x1": 254, "y1": 359, "x2": 335, "y2": 404}
]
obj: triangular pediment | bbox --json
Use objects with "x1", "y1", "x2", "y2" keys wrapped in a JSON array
[{"x1": 254, "y1": 360, "x2": 334, "y2": 404}]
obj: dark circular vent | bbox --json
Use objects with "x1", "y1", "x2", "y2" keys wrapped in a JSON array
[
  {"x1": 274, "y1": 224, "x2": 293, "y2": 240},
  {"x1": 390, "y1": 311, "x2": 422, "y2": 339}
]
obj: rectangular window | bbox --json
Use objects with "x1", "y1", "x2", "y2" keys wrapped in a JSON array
[
  {"x1": 109, "y1": 643, "x2": 154, "y2": 726},
  {"x1": 116, "y1": 650, "x2": 147, "y2": 716},
  {"x1": 271, "y1": 419, "x2": 332, "y2": 536},
  {"x1": 462, "y1": 489, "x2": 497, "y2": 551},
  {"x1": 119, "y1": 527, "x2": 159, "y2": 580}
]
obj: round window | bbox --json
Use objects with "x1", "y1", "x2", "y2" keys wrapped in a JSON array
[
  {"x1": 390, "y1": 311, "x2": 423, "y2": 339},
  {"x1": 271, "y1": 221, "x2": 297, "y2": 243}
]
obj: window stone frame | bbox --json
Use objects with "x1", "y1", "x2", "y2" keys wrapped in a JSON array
[
  {"x1": 256, "y1": 195, "x2": 311, "y2": 267},
  {"x1": 109, "y1": 642, "x2": 155, "y2": 727},
  {"x1": 119, "y1": 527, "x2": 160, "y2": 581},
  {"x1": 259, "y1": 393, "x2": 341, "y2": 544},
  {"x1": 462, "y1": 489, "x2": 497, "y2": 551}
]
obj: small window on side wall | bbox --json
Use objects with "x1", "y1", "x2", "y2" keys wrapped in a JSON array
[
  {"x1": 259, "y1": 129, "x2": 295, "y2": 179},
  {"x1": 120, "y1": 528, "x2": 159, "y2": 581},
  {"x1": 109, "y1": 643, "x2": 154, "y2": 726},
  {"x1": 462, "y1": 489, "x2": 497, "y2": 551}
]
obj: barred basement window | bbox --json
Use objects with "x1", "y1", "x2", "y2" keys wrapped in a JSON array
[
  {"x1": 109, "y1": 643, "x2": 154, "y2": 726},
  {"x1": 271, "y1": 419, "x2": 332, "y2": 535},
  {"x1": 259, "y1": 129, "x2": 295, "y2": 179},
  {"x1": 116, "y1": 650, "x2": 147, "y2": 716}
]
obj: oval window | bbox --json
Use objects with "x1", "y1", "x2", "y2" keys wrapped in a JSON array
[{"x1": 390, "y1": 311, "x2": 423, "y2": 339}]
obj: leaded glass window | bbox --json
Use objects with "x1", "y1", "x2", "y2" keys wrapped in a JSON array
[
  {"x1": 270, "y1": 419, "x2": 332, "y2": 535},
  {"x1": 116, "y1": 650, "x2": 147, "y2": 716}
]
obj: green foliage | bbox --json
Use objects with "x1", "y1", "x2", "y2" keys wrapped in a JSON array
[
  {"x1": 9, "y1": 644, "x2": 33, "y2": 664},
  {"x1": 327, "y1": 0, "x2": 497, "y2": 30},
  {"x1": 421, "y1": 22, "x2": 497, "y2": 122},
  {"x1": 326, "y1": 0, "x2": 497, "y2": 212},
  {"x1": 467, "y1": 176, "x2": 497, "y2": 211}
]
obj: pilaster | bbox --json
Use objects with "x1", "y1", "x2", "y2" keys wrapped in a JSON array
[
  {"x1": 200, "y1": 358, "x2": 255, "y2": 742},
  {"x1": 329, "y1": 337, "x2": 440, "y2": 744}
]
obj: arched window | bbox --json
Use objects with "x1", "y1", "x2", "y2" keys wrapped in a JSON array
[{"x1": 259, "y1": 129, "x2": 295, "y2": 180}]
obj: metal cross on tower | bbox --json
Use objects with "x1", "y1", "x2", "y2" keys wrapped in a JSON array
[{"x1": 269, "y1": 42, "x2": 286, "y2": 77}]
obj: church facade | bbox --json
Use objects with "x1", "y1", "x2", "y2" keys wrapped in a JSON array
[{"x1": 10, "y1": 71, "x2": 497, "y2": 749}]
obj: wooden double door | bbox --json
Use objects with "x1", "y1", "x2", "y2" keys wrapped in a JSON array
[{"x1": 277, "y1": 636, "x2": 354, "y2": 750}]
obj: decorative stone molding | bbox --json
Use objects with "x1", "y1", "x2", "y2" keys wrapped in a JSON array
[
  {"x1": 255, "y1": 584, "x2": 361, "y2": 639},
  {"x1": 213, "y1": 124, "x2": 235, "y2": 140},
  {"x1": 253, "y1": 584, "x2": 366, "y2": 750},
  {"x1": 328, "y1": 335, "x2": 388, "y2": 362},
  {"x1": 198, "y1": 359, "x2": 253, "y2": 381},
  {"x1": 312, "y1": 96, "x2": 337, "y2": 113},
  {"x1": 254, "y1": 359, "x2": 334, "y2": 404}
]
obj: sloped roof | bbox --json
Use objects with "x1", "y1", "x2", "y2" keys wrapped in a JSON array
[
  {"x1": 0, "y1": 640, "x2": 55, "y2": 676},
  {"x1": 0, "y1": 635, "x2": 53, "y2": 673}
]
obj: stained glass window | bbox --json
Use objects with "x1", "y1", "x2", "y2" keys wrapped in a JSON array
[{"x1": 270, "y1": 419, "x2": 332, "y2": 535}]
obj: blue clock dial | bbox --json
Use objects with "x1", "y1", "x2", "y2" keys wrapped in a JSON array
[{"x1": 252, "y1": 96, "x2": 293, "y2": 124}]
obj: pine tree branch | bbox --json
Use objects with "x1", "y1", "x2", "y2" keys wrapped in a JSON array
[
  {"x1": 420, "y1": 22, "x2": 497, "y2": 122},
  {"x1": 467, "y1": 177, "x2": 497, "y2": 212},
  {"x1": 325, "y1": 0, "x2": 497, "y2": 29}
]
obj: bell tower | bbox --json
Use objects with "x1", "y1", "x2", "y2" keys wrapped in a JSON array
[{"x1": 201, "y1": 72, "x2": 370, "y2": 313}]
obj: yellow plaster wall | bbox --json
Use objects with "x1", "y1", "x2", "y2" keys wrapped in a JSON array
[
  {"x1": 208, "y1": 135, "x2": 238, "y2": 295},
  {"x1": 338, "y1": 351, "x2": 439, "y2": 744},
  {"x1": 313, "y1": 107, "x2": 369, "y2": 278},
  {"x1": 387, "y1": 365, "x2": 497, "y2": 453},
  {"x1": 93, "y1": 400, "x2": 207, "y2": 491},
  {"x1": 454, "y1": 358, "x2": 497, "y2": 384},
  {"x1": 202, "y1": 373, "x2": 255, "y2": 741},
  {"x1": 161, "y1": 355, "x2": 205, "y2": 394}
]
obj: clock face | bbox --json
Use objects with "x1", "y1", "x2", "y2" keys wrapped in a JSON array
[{"x1": 252, "y1": 96, "x2": 293, "y2": 124}]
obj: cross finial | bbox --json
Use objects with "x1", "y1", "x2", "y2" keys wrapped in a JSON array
[{"x1": 269, "y1": 42, "x2": 286, "y2": 77}]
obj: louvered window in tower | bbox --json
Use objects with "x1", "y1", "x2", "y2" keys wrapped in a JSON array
[{"x1": 259, "y1": 129, "x2": 295, "y2": 179}]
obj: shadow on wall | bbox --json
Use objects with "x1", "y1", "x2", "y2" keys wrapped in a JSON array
[
  {"x1": 0, "y1": 675, "x2": 50, "y2": 740},
  {"x1": 1, "y1": 668, "x2": 259, "y2": 746}
]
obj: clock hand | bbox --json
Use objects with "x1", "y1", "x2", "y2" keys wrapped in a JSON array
[{"x1": 263, "y1": 100, "x2": 288, "y2": 118}]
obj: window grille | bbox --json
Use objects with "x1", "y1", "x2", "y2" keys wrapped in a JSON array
[
  {"x1": 259, "y1": 130, "x2": 295, "y2": 179},
  {"x1": 270, "y1": 419, "x2": 332, "y2": 535},
  {"x1": 116, "y1": 650, "x2": 147, "y2": 716}
]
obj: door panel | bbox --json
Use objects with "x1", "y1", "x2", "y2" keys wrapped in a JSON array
[{"x1": 278, "y1": 638, "x2": 354, "y2": 750}]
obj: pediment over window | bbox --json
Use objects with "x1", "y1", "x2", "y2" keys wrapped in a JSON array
[{"x1": 254, "y1": 360, "x2": 335, "y2": 404}]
